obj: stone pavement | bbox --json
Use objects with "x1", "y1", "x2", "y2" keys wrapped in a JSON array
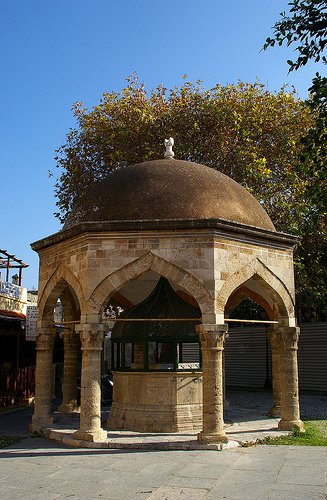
[
  {"x1": 0, "y1": 405, "x2": 327, "y2": 499},
  {"x1": 0, "y1": 434, "x2": 326, "y2": 499}
]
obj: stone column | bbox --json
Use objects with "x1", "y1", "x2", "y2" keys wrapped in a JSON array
[
  {"x1": 197, "y1": 324, "x2": 229, "y2": 444},
  {"x1": 58, "y1": 329, "x2": 80, "y2": 413},
  {"x1": 73, "y1": 324, "x2": 107, "y2": 442},
  {"x1": 267, "y1": 330, "x2": 282, "y2": 416},
  {"x1": 31, "y1": 328, "x2": 55, "y2": 429},
  {"x1": 223, "y1": 334, "x2": 229, "y2": 409},
  {"x1": 278, "y1": 326, "x2": 303, "y2": 431}
]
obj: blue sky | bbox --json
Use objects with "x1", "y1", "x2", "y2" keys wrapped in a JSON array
[{"x1": 1, "y1": 0, "x2": 322, "y2": 290}]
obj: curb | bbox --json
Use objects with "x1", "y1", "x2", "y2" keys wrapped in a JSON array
[{"x1": 33, "y1": 425, "x2": 240, "y2": 451}]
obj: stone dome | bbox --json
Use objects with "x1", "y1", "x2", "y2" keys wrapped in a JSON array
[{"x1": 63, "y1": 158, "x2": 275, "y2": 232}]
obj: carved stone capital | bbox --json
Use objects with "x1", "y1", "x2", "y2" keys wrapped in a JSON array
[
  {"x1": 197, "y1": 324, "x2": 228, "y2": 349},
  {"x1": 76, "y1": 323, "x2": 108, "y2": 349},
  {"x1": 279, "y1": 327, "x2": 300, "y2": 349},
  {"x1": 35, "y1": 328, "x2": 55, "y2": 350}
]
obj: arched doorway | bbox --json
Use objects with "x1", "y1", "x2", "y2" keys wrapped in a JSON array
[
  {"x1": 103, "y1": 272, "x2": 203, "y2": 432},
  {"x1": 31, "y1": 278, "x2": 81, "y2": 428},
  {"x1": 220, "y1": 270, "x2": 303, "y2": 432}
]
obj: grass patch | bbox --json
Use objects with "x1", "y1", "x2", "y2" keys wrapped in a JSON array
[
  {"x1": 0, "y1": 435, "x2": 26, "y2": 449},
  {"x1": 257, "y1": 420, "x2": 327, "y2": 446},
  {"x1": 0, "y1": 432, "x2": 40, "y2": 449}
]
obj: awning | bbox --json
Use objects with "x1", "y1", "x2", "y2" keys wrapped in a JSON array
[{"x1": 0, "y1": 310, "x2": 26, "y2": 321}]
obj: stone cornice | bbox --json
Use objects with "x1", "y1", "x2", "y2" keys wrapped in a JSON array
[{"x1": 31, "y1": 218, "x2": 299, "y2": 252}]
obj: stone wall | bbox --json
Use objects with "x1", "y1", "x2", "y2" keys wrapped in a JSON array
[
  {"x1": 36, "y1": 228, "x2": 296, "y2": 326},
  {"x1": 107, "y1": 371, "x2": 203, "y2": 432}
]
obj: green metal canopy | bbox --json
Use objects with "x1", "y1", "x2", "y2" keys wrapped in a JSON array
[{"x1": 111, "y1": 277, "x2": 201, "y2": 340}]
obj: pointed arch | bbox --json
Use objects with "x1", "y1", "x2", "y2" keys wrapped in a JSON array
[
  {"x1": 89, "y1": 251, "x2": 214, "y2": 316},
  {"x1": 216, "y1": 258, "x2": 295, "y2": 321},
  {"x1": 38, "y1": 263, "x2": 86, "y2": 321},
  {"x1": 225, "y1": 285, "x2": 275, "y2": 320}
]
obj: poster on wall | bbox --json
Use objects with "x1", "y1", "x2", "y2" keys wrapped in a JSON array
[{"x1": 26, "y1": 305, "x2": 38, "y2": 341}]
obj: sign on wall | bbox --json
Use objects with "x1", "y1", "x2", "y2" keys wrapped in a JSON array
[
  {"x1": 26, "y1": 305, "x2": 38, "y2": 341},
  {"x1": 0, "y1": 281, "x2": 22, "y2": 299}
]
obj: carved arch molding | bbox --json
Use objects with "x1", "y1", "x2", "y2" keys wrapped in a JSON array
[
  {"x1": 37, "y1": 254, "x2": 294, "y2": 324},
  {"x1": 89, "y1": 252, "x2": 214, "y2": 316},
  {"x1": 38, "y1": 263, "x2": 85, "y2": 321},
  {"x1": 216, "y1": 258, "x2": 295, "y2": 321}
]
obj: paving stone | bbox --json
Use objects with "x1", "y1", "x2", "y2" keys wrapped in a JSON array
[
  {"x1": 147, "y1": 485, "x2": 209, "y2": 499},
  {"x1": 205, "y1": 470, "x2": 278, "y2": 500},
  {"x1": 171, "y1": 461, "x2": 230, "y2": 479},
  {"x1": 229, "y1": 448, "x2": 286, "y2": 471},
  {"x1": 1, "y1": 407, "x2": 326, "y2": 500},
  {"x1": 275, "y1": 465, "x2": 326, "y2": 487},
  {"x1": 165, "y1": 474, "x2": 219, "y2": 489},
  {"x1": 268, "y1": 486, "x2": 326, "y2": 500},
  {"x1": 0, "y1": 485, "x2": 62, "y2": 500}
]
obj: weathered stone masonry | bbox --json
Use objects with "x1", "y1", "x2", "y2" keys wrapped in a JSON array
[{"x1": 31, "y1": 155, "x2": 303, "y2": 443}]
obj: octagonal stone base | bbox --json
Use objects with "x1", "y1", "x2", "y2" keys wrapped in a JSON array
[{"x1": 107, "y1": 371, "x2": 203, "y2": 433}]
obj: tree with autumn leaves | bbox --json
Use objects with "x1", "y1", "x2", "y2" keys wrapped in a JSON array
[
  {"x1": 264, "y1": 0, "x2": 327, "y2": 321},
  {"x1": 54, "y1": 74, "x2": 324, "y2": 321}
]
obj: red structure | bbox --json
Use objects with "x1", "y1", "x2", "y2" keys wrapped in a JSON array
[{"x1": 0, "y1": 250, "x2": 36, "y2": 408}]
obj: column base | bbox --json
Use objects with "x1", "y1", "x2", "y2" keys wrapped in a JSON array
[
  {"x1": 278, "y1": 419, "x2": 304, "y2": 431},
  {"x1": 57, "y1": 402, "x2": 80, "y2": 413},
  {"x1": 197, "y1": 430, "x2": 229, "y2": 444},
  {"x1": 73, "y1": 428, "x2": 107, "y2": 442},
  {"x1": 269, "y1": 405, "x2": 282, "y2": 417},
  {"x1": 31, "y1": 414, "x2": 53, "y2": 429}
]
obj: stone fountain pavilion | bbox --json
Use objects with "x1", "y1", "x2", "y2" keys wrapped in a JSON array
[{"x1": 30, "y1": 139, "x2": 303, "y2": 444}]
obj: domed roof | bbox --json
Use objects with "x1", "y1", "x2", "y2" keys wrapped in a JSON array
[{"x1": 63, "y1": 158, "x2": 275, "y2": 232}]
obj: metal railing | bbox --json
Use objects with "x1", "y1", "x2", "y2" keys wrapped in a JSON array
[{"x1": 0, "y1": 366, "x2": 36, "y2": 408}]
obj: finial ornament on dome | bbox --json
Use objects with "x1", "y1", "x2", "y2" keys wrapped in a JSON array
[{"x1": 164, "y1": 137, "x2": 174, "y2": 158}]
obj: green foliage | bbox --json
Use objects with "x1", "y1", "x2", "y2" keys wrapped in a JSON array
[
  {"x1": 227, "y1": 298, "x2": 269, "y2": 327},
  {"x1": 54, "y1": 74, "x2": 312, "y2": 235},
  {"x1": 294, "y1": 218, "x2": 327, "y2": 322},
  {"x1": 0, "y1": 435, "x2": 25, "y2": 448},
  {"x1": 257, "y1": 420, "x2": 327, "y2": 446},
  {"x1": 263, "y1": 0, "x2": 327, "y2": 71},
  {"x1": 299, "y1": 75, "x2": 327, "y2": 212},
  {"x1": 55, "y1": 73, "x2": 327, "y2": 320},
  {"x1": 264, "y1": 1, "x2": 327, "y2": 321},
  {"x1": 0, "y1": 431, "x2": 40, "y2": 449},
  {"x1": 264, "y1": 3, "x2": 327, "y2": 217}
]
